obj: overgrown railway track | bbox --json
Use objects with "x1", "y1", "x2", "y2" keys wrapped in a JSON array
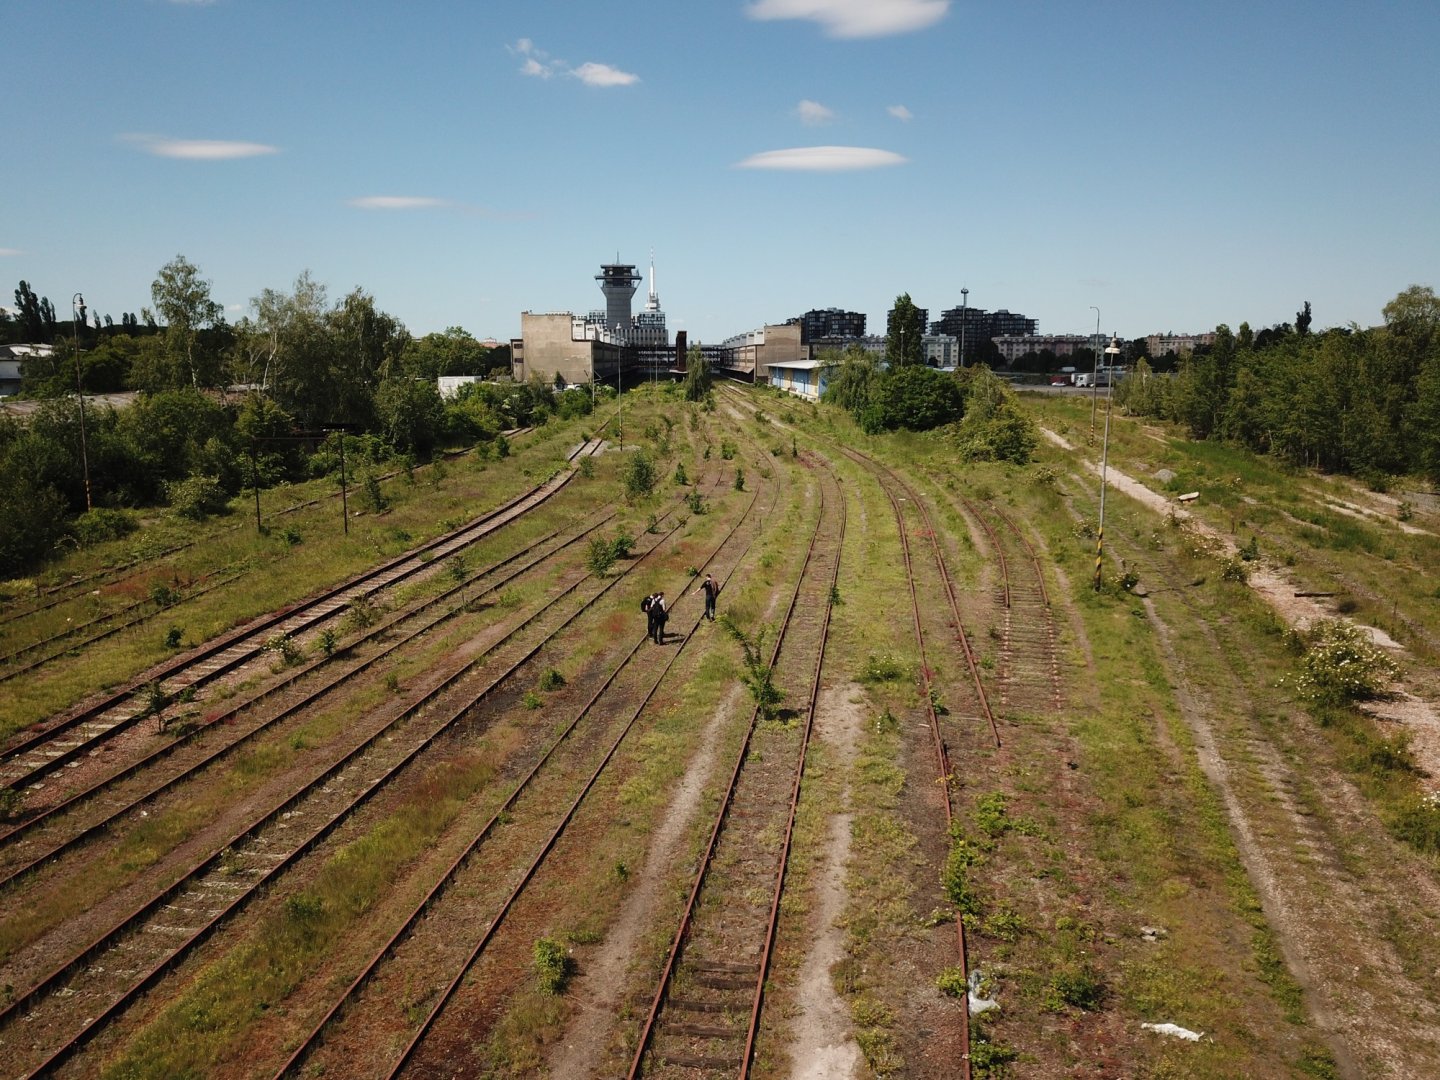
[
  {"x1": 628, "y1": 453, "x2": 843, "y2": 1077},
  {"x1": 0, "y1": 501, "x2": 622, "y2": 890},
  {"x1": 0, "y1": 447, "x2": 723, "y2": 1077},
  {"x1": 276, "y1": 467, "x2": 780, "y2": 1079},
  {"x1": 0, "y1": 426, "x2": 538, "y2": 656},
  {"x1": 957, "y1": 495, "x2": 1063, "y2": 715},
  {"x1": 0, "y1": 438, "x2": 600, "y2": 796}
]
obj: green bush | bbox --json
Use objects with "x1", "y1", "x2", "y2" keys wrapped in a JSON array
[
  {"x1": 623, "y1": 449, "x2": 656, "y2": 499},
  {"x1": 165, "y1": 474, "x2": 228, "y2": 520},
  {"x1": 533, "y1": 936, "x2": 571, "y2": 995},
  {"x1": 1046, "y1": 963, "x2": 1105, "y2": 1011},
  {"x1": 1284, "y1": 619, "x2": 1399, "y2": 705},
  {"x1": 73, "y1": 507, "x2": 138, "y2": 545},
  {"x1": 357, "y1": 470, "x2": 388, "y2": 513},
  {"x1": 935, "y1": 966, "x2": 968, "y2": 998},
  {"x1": 941, "y1": 835, "x2": 982, "y2": 914},
  {"x1": 1390, "y1": 794, "x2": 1440, "y2": 854},
  {"x1": 860, "y1": 653, "x2": 908, "y2": 684},
  {"x1": 970, "y1": 1033, "x2": 1021, "y2": 1077}
]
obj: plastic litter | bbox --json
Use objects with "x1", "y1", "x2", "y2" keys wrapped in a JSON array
[
  {"x1": 1142, "y1": 1022, "x2": 1203, "y2": 1041},
  {"x1": 968, "y1": 970, "x2": 998, "y2": 1015}
]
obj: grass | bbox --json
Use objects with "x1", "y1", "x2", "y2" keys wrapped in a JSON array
[
  {"x1": 99, "y1": 749, "x2": 497, "y2": 1079},
  {"x1": 0, "y1": 420, "x2": 597, "y2": 737},
  {"x1": 5, "y1": 386, "x2": 1429, "y2": 1075}
]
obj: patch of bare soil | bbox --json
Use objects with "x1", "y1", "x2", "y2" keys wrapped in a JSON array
[{"x1": 788, "y1": 683, "x2": 866, "y2": 1080}]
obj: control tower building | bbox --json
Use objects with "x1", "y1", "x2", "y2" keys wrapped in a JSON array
[{"x1": 596, "y1": 262, "x2": 642, "y2": 340}]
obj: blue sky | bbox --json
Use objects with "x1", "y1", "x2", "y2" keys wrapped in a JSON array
[{"x1": 4, "y1": 0, "x2": 1438, "y2": 343}]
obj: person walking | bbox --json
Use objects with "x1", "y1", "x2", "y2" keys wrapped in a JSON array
[
  {"x1": 642, "y1": 592, "x2": 657, "y2": 641},
  {"x1": 651, "y1": 592, "x2": 667, "y2": 644},
  {"x1": 701, "y1": 574, "x2": 720, "y2": 621}
]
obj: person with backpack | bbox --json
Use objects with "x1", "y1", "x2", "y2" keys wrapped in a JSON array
[
  {"x1": 642, "y1": 592, "x2": 657, "y2": 640},
  {"x1": 651, "y1": 591, "x2": 668, "y2": 644},
  {"x1": 701, "y1": 574, "x2": 720, "y2": 621}
]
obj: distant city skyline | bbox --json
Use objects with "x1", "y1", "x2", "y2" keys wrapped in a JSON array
[{"x1": 4, "y1": 2, "x2": 1437, "y2": 343}]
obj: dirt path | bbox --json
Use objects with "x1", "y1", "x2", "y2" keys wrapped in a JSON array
[
  {"x1": 1041, "y1": 425, "x2": 1440, "y2": 781},
  {"x1": 787, "y1": 684, "x2": 866, "y2": 1079},
  {"x1": 1045, "y1": 423, "x2": 1440, "y2": 1077},
  {"x1": 545, "y1": 684, "x2": 742, "y2": 1077}
]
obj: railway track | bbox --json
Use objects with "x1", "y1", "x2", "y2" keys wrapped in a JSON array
[
  {"x1": 717, "y1": 384, "x2": 1002, "y2": 1075},
  {"x1": 0, "y1": 438, "x2": 602, "y2": 797},
  {"x1": 958, "y1": 495, "x2": 1063, "y2": 716},
  {"x1": 628, "y1": 453, "x2": 844, "y2": 1077},
  {"x1": 274, "y1": 467, "x2": 780, "y2": 1079},
  {"x1": 0, "y1": 426, "x2": 538, "y2": 656},
  {"x1": 0, "y1": 455, "x2": 715, "y2": 1077},
  {"x1": 0, "y1": 501, "x2": 623, "y2": 890}
]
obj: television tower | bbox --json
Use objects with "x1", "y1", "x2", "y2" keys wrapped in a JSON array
[{"x1": 596, "y1": 259, "x2": 641, "y2": 340}]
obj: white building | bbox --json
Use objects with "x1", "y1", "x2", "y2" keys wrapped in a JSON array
[{"x1": 765, "y1": 357, "x2": 836, "y2": 402}]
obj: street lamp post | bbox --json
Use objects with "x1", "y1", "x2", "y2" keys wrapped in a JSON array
[
  {"x1": 1093, "y1": 334, "x2": 1121, "y2": 590},
  {"x1": 960, "y1": 287, "x2": 969, "y2": 369},
  {"x1": 72, "y1": 293, "x2": 92, "y2": 511},
  {"x1": 1088, "y1": 306, "x2": 1101, "y2": 441}
]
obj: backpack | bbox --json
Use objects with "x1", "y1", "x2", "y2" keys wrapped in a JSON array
[{"x1": 640, "y1": 595, "x2": 652, "y2": 613}]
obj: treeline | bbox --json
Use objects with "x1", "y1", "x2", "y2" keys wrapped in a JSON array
[
  {"x1": 1116, "y1": 286, "x2": 1440, "y2": 485},
  {"x1": 819, "y1": 294, "x2": 1038, "y2": 464},
  {"x1": 0, "y1": 257, "x2": 593, "y2": 577}
]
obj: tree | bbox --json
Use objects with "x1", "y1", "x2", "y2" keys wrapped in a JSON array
[
  {"x1": 326, "y1": 287, "x2": 409, "y2": 427},
  {"x1": 870, "y1": 365, "x2": 964, "y2": 432},
  {"x1": 403, "y1": 327, "x2": 491, "y2": 379},
  {"x1": 1385, "y1": 285, "x2": 1440, "y2": 325},
  {"x1": 374, "y1": 377, "x2": 445, "y2": 457},
  {"x1": 151, "y1": 255, "x2": 225, "y2": 388},
  {"x1": 820, "y1": 344, "x2": 880, "y2": 415},
  {"x1": 13, "y1": 281, "x2": 48, "y2": 342},
  {"x1": 885, "y1": 293, "x2": 925, "y2": 367},
  {"x1": 682, "y1": 344, "x2": 711, "y2": 401},
  {"x1": 950, "y1": 366, "x2": 1036, "y2": 463},
  {"x1": 1295, "y1": 301, "x2": 1313, "y2": 337}
]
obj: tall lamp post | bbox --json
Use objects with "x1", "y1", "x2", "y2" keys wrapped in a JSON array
[
  {"x1": 1088, "y1": 305, "x2": 1101, "y2": 441},
  {"x1": 1093, "y1": 334, "x2": 1121, "y2": 590},
  {"x1": 72, "y1": 293, "x2": 93, "y2": 511},
  {"x1": 960, "y1": 286, "x2": 969, "y2": 369}
]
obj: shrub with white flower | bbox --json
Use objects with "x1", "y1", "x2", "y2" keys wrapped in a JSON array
[{"x1": 1284, "y1": 619, "x2": 1399, "y2": 705}]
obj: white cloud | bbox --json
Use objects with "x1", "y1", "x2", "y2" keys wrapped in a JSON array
[
  {"x1": 735, "y1": 146, "x2": 907, "y2": 171},
  {"x1": 512, "y1": 39, "x2": 636, "y2": 86},
  {"x1": 887, "y1": 104, "x2": 914, "y2": 121},
  {"x1": 745, "y1": 0, "x2": 948, "y2": 38},
  {"x1": 0, "y1": 248, "x2": 21, "y2": 257},
  {"x1": 347, "y1": 196, "x2": 451, "y2": 210},
  {"x1": 796, "y1": 99, "x2": 835, "y2": 125},
  {"x1": 512, "y1": 38, "x2": 560, "y2": 78},
  {"x1": 571, "y1": 62, "x2": 639, "y2": 87},
  {"x1": 122, "y1": 134, "x2": 278, "y2": 160}
]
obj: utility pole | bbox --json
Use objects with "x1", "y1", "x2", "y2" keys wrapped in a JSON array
[
  {"x1": 960, "y1": 287, "x2": 969, "y2": 369},
  {"x1": 72, "y1": 293, "x2": 92, "y2": 511}
]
